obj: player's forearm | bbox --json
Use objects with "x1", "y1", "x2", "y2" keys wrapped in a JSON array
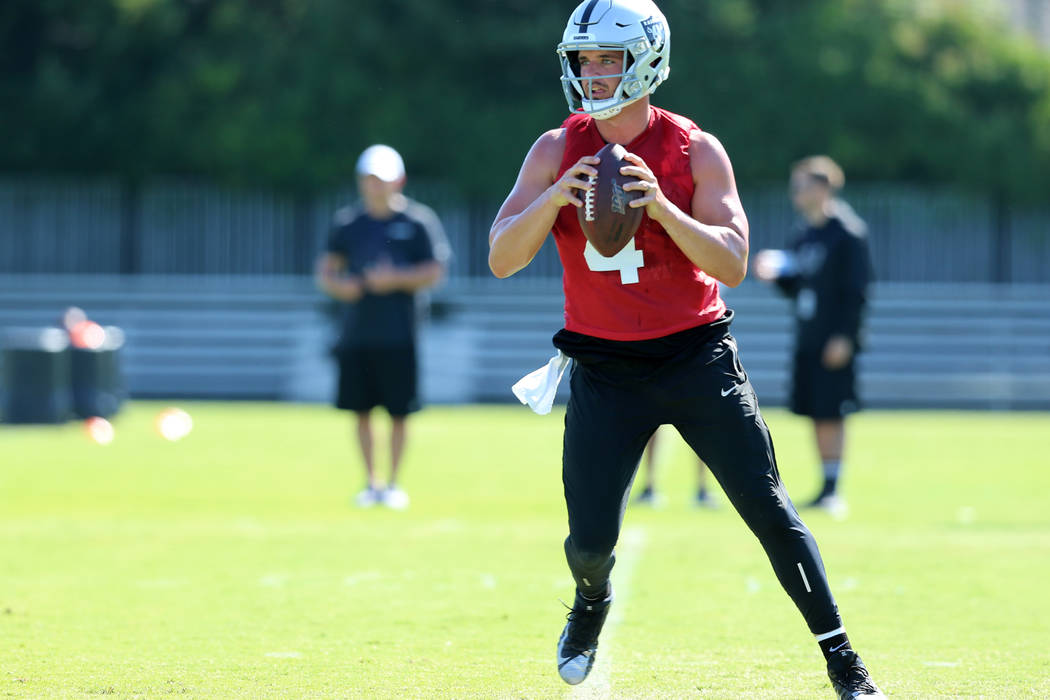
[
  {"x1": 829, "y1": 293, "x2": 865, "y2": 342},
  {"x1": 658, "y1": 206, "x2": 749, "y2": 287},
  {"x1": 317, "y1": 273, "x2": 363, "y2": 302},
  {"x1": 315, "y1": 256, "x2": 355, "y2": 300},
  {"x1": 488, "y1": 193, "x2": 561, "y2": 278},
  {"x1": 396, "y1": 261, "x2": 445, "y2": 291}
]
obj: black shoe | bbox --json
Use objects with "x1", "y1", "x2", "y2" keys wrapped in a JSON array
[
  {"x1": 556, "y1": 590, "x2": 613, "y2": 685},
  {"x1": 633, "y1": 486, "x2": 659, "y2": 506},
  {"x1": 805, "y1": 482, "x2": 835, "y2": 506},
  {"x1": 694, "y1": 488, "x2": 719, "y2": 509},
  {"x1": 827, "y1": 650, "x2": 885, "y2": 699}
]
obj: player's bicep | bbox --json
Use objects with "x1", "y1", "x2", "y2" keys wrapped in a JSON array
[
  {"x1": 490, "y1": 130, "x2": 562, "y2": 238},
  {"x1": 689, "y1": 132, "x2": 749, "y2": 244},
  {"x1": 421, "y1": 218, "x2": 452, "y2": 265},
  {"x1": 842, "y1": 236, "x2": 872, "y2": 294}
]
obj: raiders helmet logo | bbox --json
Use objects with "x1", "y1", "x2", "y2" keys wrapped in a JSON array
[{"x1": 641, "y1": 16, "x2": 665, "y2": 51}]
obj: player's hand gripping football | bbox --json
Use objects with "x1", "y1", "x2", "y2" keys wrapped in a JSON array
[
  {"x1": 549, "y1": 156, "x2": 599, "y2": 209},
  {"x1": 619, "y1": 152, "x2": 671, "y2": 222}
]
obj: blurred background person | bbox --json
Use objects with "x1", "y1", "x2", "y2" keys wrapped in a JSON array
[
  {"x1": 315, "y1": 144, "x2": 450, "y2": 510},
  {"x1": 634, "y1": 428, "x2": 718, "y2": 508},
  {"x1": 753, "y1": 156, "x2": 872, "y2": 517}
]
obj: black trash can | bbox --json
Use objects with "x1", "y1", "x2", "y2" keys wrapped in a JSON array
[
  {"x1": 71, "y1": 326, "x2": 126, "y2": 419},
  {"x1": 0, "y1": 328, "x2": 73, "y2": 424}
]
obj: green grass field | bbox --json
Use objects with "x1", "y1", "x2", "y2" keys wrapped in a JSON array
[{"x1": 3, "y1": 402, "x2": 1049, "y2": 698}]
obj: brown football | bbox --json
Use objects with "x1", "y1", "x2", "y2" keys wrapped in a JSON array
[{"x1": 577, "y1": 142, "x2": 644, "y2": 257}]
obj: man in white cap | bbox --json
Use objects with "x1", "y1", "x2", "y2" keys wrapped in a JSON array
[{"x1": 316, "y1": 144, "x2": 450, "y2": 509}]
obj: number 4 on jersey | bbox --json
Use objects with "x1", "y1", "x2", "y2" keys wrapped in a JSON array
[{"x1": 584, "y1": 238, "x2": 645, "y2": 284}]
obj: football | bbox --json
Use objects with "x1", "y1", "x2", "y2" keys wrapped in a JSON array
[{"x1": 577, "y1": 142, "x2": 644, "y2": 257}]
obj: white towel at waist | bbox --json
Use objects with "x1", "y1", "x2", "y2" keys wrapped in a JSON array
[{"x1": 511, "y1": 350, "x2": 570, "y2": 415}]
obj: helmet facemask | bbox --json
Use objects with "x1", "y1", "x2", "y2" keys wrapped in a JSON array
[{"x1": 559, "y1": 44, "x2": 648, "y2": 120}]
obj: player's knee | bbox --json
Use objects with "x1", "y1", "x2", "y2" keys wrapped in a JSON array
[
  {"x1": 575, "y1": 549, "x2": 612, "y2": 573},
  {"x1": 564, "y1": 536, "x2": 614, "y2": 575}
]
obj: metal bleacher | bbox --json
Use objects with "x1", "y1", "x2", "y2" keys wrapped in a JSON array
[
  {"x1": 424, "y1": 279, "x2": 1050, "y2": 410},
  {"x1": 0, "y1": 275, "x2": 1047, "y2": 409}
]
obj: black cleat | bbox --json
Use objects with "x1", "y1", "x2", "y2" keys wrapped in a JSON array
[
  {"x1": 556, "y1": 590, "x2": 613, "y2": 685},
  {"x1": 827, "y1": 650, "x2": 886, "y2": 699}
]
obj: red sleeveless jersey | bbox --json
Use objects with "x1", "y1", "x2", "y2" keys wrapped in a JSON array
[{"x1": 552, "y1": 107, "x2": 726, "y2": 341}]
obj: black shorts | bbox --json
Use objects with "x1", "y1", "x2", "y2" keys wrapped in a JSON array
[
  {"x1": 335, "y1": 345, "x2": 419, "y2": 417},
  {"x1": 789, "y1": 350, "x2": 859, "y2": 419}
]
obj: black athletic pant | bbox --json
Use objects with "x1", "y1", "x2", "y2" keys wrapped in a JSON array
[{"x1": 556, "y1": 318, "x2": 843, "y2": 634}]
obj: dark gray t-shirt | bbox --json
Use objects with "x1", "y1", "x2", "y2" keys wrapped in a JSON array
[
  {"x1": 775, "y1": 202, "x2": 872, "y2": 353},
  {"x1": 326, "y1": 199, "x2": 449, "y2": 348}
]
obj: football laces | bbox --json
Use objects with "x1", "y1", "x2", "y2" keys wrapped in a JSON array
[{"x1": 584, "y1": 175, "x2": 597, "y2": 222}]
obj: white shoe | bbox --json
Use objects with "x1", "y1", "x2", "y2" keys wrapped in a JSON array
[
  {"x1": 354, "y1": 487, "x2": 381, "y2": 508},
  {"x1": 810, "y1": 493, "x2": 849, "y2": 520},
  {"x1": 381, "y1": 486, "x2": 410, "y2": 510},
  {"x1": 694, "y1": 489, "x2": 720, "y2": 509}
]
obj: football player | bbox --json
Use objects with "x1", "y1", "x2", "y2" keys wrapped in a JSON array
[{"x1": 488, "y1": 1, "x2": 884, "y2": 697}]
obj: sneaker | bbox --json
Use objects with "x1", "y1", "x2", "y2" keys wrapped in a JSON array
[
  {"x1": 633, "y1": 486, "x2": 660, "y2": 507},
  {"x1": 354, "y1": 486, "x2": 381, "y2": 508},
  {"x1": 556, "y1": 590, "x2": 613, "y2": 685},
  {"x1": 380, "y1": 486, "x2": 410, "y2": 510},
  {"x1": 695, "y1": 488, "x2": 719, "y2": 509},
  {"x1": 827, "y1": 650, "x2": 885, "y2": 699},
  {"x1": 807, "y1": 492, "x2": 848, "y2": 519}
]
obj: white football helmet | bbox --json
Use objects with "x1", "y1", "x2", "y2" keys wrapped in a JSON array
[{"x1": 557, "y1": 0, "x2": 671, "y2": 120}]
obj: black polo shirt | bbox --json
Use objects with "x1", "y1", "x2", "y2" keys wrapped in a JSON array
[{"x1": 326, "y1": 199, "x2": 448, "y2": 348}]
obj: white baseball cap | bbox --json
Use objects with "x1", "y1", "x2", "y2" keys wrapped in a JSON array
[{"x1": 355, "y1": 144, "x2": 405, "y2": 182}]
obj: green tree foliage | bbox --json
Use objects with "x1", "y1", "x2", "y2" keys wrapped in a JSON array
[
  {"x1": 1, "y1": 0, "x2": 1049, "y2": 200},
  {"x1": 664, "y1": 0, "x2": 1050, "y2": 200}
]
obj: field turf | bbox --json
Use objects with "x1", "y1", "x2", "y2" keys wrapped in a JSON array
[{"x1": 2, "y1": 402, "x2": 1049, "y2": 698}]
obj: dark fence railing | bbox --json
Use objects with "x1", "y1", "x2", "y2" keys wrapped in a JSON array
[{"x1": 1, "y1": 176, "x2": 1048, "y2": 283}]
